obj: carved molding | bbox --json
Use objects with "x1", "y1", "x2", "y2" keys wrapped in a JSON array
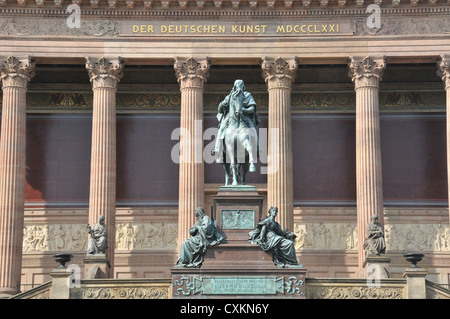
[
  {"x1": 0, "y1": 17, "x2": 121, "y2": 38},
  {"x1": 85, "y1": 56, "x2": 124, "y2": 90},
  {"x1": 4, "y1": 90, "x2": 443, "y2": 112},
  {"x1": 348, "y1": 56, "x2": 386, "y2": 90},
  {"x1": 307, "y1": 285, "x2": 404, "y2": 299},
  {"x1": 261, "y1": 56, "x2": 298, "y2": 90},
  {"x1": 351, "y1": 16, "x2": 450, "y2": 36},
  {"x1": 74, "y1": 286, "x2": 170, "y2": 299},
  {"x1": 173, "y1": 57, "x2": 210, "y2": 90},
  {"x1": 0, "y1": 55, "x2": 35, "y2": 89}
]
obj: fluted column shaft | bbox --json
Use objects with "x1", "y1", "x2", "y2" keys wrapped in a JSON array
[
  {"x1": 174, "y1": 57, "x2": 210, "y2": 250},
  {"x1": 0, "y1": 56, "x2": 35, "y2": 298},
  {"x1": 86, "y1": 57, "x2": 123, "y2": 276},
  {"x1": 261, "y1": 57, "x2": 297, "y2": 231},
  {"x1": 437, "y1": 55, "x2": 450, "y2": 224},
  {"x1": 348, "y1": 56, "x2": 386, "y2": 271}
]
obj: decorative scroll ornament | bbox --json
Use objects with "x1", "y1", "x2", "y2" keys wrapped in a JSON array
[
  {"x1": 437, "y1": 55, "x2": 450, "y2": 89},
  {"x1": 308, "y1": 286, "x2": 403, "y2": 299},
  {"x1": 173, "y1": 57, "x2": 210, "y2": 90},
  {"x1": 0, "y1": 55, "x2": 35, "y2": 88},
  {"x1": 85, "y1": 56, "x2": 124, "y2": 90},
  {"x1": 261, "y1": 56, "x2": 298, "y2": 90},
  {"x1": 78, "y1": 286, "x2": 169, "y2": 299},
  {"x1": 348, "y1": 56, "x2": 386, "y2": 89}
]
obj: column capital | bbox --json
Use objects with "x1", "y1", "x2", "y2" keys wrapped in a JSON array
[
  {"x1": 437, "y1": 54, "x2": 450, "y2": 89},
  {"x1": 85, "y1": 56, "x2": 124, "y2": 90},
  {"x1": 261, "y1": 56, "x2": 298, "y2": 90},
  {"x1": 348, "y1": 56, "x2": 386, "y2": 90},
  {"x1": 174, "y1": 57, "x2": 210, "y2": 90},
  {"x1": 0, "y1": 56, "x2": 35, "y2": 89}
]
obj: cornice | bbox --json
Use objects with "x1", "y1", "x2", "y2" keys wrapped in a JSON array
[{"x1": 1, "y1": 2, "x2": 450, "y2": 18}]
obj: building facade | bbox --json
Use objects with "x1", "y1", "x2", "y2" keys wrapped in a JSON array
[{"x1": 0, "y1": 0, "x2": 450, "y2": 298}]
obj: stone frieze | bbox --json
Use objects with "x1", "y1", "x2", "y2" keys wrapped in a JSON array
[{"x1": 22, "y1": 222, "x2": 178, "y2": 252}]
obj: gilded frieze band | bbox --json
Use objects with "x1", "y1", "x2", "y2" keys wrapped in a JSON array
[{"x1": 0, "y1": 91, "x2": 444, "y2": 111}]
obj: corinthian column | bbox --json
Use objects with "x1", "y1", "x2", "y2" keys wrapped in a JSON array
[
  {"x1": 0, "y1": 56, "x2": 35, "y2": 298},
  {"x1": 437, "y1": 55, "x2": 450, "y2": 224},
  {"x1": 174, "y1": 57, "x2": 210, "y2": 250},
  {"x1": 348, "y1": 56, "x2": 386, "y2": 271},
  {"x1": 261, "y1": 57, "x2": 298, "y2": 232},
  {"x1": 85, "y1": 57, "x2": 123, "y2": 276}
]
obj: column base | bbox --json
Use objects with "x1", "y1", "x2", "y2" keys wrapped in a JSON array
[
  {"x1": 0, "y1": 287, "x2": 20, "y2": 299},
  {"x1": 363, "y1": 255, "x2": 391, "y2": 279},
  {"x1": 84, "y1": 254, "x2": 111, "y2": 279}
]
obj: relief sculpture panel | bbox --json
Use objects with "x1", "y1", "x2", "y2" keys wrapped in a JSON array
[
  {"x1": 294, "y1": 222, "x2": 358, "y2": 251},
  {"x1": 115, "y1": 222, "x2": 178, "y2": 250},
  {"x1": 294, "y1": 222, "x2": 450, "y2": 252},
  {"x1": 23, "y1": 222, "x2": 178, "y2": 252}
]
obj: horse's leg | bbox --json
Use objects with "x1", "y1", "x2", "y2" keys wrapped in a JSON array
[
  {"x1": 241, "y1": 160, "x2": 249, "y2": 185},
  {"x1": 223, "y1": 162, "x2": 230, "y2": 186},
  {"x1": 225, "y1": 136, "x2": 239, "y2": 186},
  {"x1": 243, "y1": 136, "x2": 256, "y2": 173}
]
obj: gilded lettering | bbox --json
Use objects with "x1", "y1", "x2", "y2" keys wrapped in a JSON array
[
  {"x1": 161, "y1": 25, "x2": 167, "y2": 33},
  {"x1": 232, "y1": 25, "x2": 238, "y2": 33},
  {"x1": 301, "y1": 25, "x2": 307, "y2": 33},
  {"x1": 133, "y1": 25, "x2": 139, "y2": 33},
  {"x1": 329, "y1": 24, "x2": 335, "y2": 32},
  {"x1": 276, "y1": 25, "x2": 285, "y2": 33},
  {"x1": 261, "y1": 25, "x2": 268, "y2": 33},
  {"x1": 286, "y1": 25, "x2": 293, "y2": 33},
  {"x1": 307, "y1": 25, "x2": 313, "y2": 32},
  {"x1": 322, "y1": 25, "x2": 328, "y2": 32}
]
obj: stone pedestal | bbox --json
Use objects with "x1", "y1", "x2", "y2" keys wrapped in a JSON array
[
  {"x1": 172, "y1": 267, "x2": 307, "y2": 299},
  {"x1": 363, "y1": 255, "x2": 391, "y2": 279},
  {"x1": 84, "y1": 255, "x2": 111, "y2": 279},
  {"x1": 212, "y1": 185, "x2": 264, "y2": 245},
  {"x1": 172, "y1": 186, "x2": 307, "y2": 299},
  {"x1": 50, "y1": 268, "x2": 72, "y2": 299},
  {"x1": 403, "y1": 267, "x2": 428, "y2": 299}
]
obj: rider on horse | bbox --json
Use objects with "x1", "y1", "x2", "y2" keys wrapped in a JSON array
[{"x1": 211, "y1": 79, "x2": 260, "y2": 169}]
